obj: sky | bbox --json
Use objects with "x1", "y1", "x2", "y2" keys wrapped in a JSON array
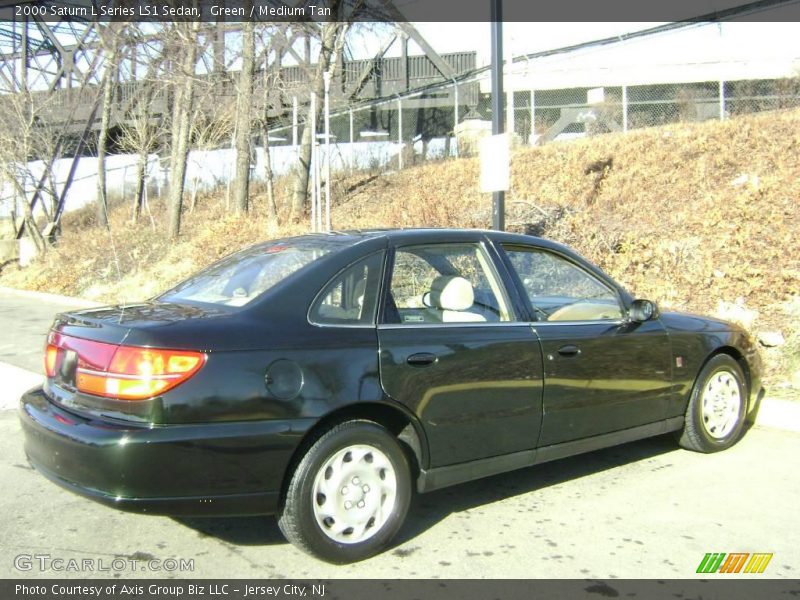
[{"x1": 352, "y1": 22, "x2": 800, "y2": 67}]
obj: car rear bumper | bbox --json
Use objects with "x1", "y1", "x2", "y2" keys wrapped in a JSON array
[{"x1": 19, "y1": 387, "x2": 314, "y2": 516}]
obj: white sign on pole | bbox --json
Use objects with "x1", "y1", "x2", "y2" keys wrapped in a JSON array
[
  {"x1": 587, "y1": 87, "x2": 605, "y2": 105},
  {"x1": 479, "y1": 133, "x2": 510, "y2": 193}
]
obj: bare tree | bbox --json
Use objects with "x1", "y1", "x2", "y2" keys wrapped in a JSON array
[
  {"x1": 95, "y1": 24, "x2": 124, "y2": 228},
  {"x1": 232, "y1": 15, "x2": 255, "y2": 215},
  {"x1": 0, "y1": 91, "x2": 64, "y2": 253},
  {"x1": 116, "y1": 88, "x2": 162, "y2": 222},
  {"x1": 262, "y1": 113, "x2": 278, "y2": 224},
  {"x1": 290, "y1": 18, "x2": 349, "y2": 222},
  {"x1": 256, "y1": 31, "x2": 283, "y2": 224},
  {"x1": 167, "y1": 20, "x2": 201, "y2": 240},
  {"x1": 112, "y1": 31, "x2": 165, "y2": 224},
  {"x1": 187, "y1": 96, "x2": 235, "y2": 211}
]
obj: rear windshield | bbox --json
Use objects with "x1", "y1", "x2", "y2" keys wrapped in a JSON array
[{"x1": 159, "y1": 240, "x2": 338, "y2": 307}]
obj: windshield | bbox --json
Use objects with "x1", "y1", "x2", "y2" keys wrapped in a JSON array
[{"x1": 159, "y1": 239, "x2": 338, "y2": 307}]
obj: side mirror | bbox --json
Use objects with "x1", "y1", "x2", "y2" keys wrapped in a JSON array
[{"x1": 629, "y1": 299, "x2": 658, "y2": 323}]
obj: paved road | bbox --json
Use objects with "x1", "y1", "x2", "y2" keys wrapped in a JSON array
[
  {"x1": 0, "y1": 290, "x2": 98, "y2": 409},
  {"x1": 0, "y1": 289, "x2": 98, "y2": 373},
  {"x1": 0, "y1": 291, "x2": 798, "y2": 579}
]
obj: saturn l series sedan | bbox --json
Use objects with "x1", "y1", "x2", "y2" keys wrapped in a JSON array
[{"x1": 20, "y1": 228, "x2": 763, "y2": 563}]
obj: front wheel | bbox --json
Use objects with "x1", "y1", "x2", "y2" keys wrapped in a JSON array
[
  {"x1": 679, "y1": 354, "x2": 747, "y2": 453},
  {"x1": 278, "y1": 420, "x2": 411, "y2": 563}
]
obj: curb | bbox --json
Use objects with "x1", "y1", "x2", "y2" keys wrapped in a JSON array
[
  {"x1": 0, "y1": 286, "x2": 102, "y2": 308},
  {"x1": 755, "y1": 397, "x2": 800, "y2": 433}
]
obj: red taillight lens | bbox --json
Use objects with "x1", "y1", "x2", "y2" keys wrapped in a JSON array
[
  {"x1": 77, "y1": 346, "x2": 206, "y2": 400},
  {"x1": 47, "y1": 333, "x2": 206, "y2": 401},
  {"x1": 45, "y1": 344, "x2": 59, "y2": 377}
]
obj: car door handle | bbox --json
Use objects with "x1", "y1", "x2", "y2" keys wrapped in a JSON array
[
  {"x1": 557, "y1": 345, "x2": 581, "y2": 357},
  {"x1": 407, "y1": 352, "x2": 438, "y2": 367}
]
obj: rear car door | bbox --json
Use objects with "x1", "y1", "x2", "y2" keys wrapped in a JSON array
[
  {"x1": 499, "y1": 244, "x2": 673, "y2": 447},
  {"x1": 377, "y1": 240, "x2": 544, "y2": 468}
]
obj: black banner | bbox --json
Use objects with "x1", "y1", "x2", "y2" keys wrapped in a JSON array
[
  {"x1": 1, "y1": 0, "x2": 799, "y2": 23},
  {"x1": 4, "y1": 579, "x2": 800, "y2": 600}
]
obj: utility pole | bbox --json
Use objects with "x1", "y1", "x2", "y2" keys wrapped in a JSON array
[
  {"x1": 310, "y1": 93, "x2": 317, "y2": 232},
  {"x1": 491, "y1": 0, "x2": 505, "y2": 231},
  {"x1": 324, "y1": 71, "x2": 331, "y2": 232}
]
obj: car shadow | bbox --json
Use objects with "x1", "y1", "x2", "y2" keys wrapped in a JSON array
[
  {"x1": 393, "y1": 433, "x2": 679, "y2": 547},
  {"x1": 174, "y1": 515, "x2": 286, "y2": 546},
  {"x1": 173, "y1": 433, "x2": 679, "y2": 549}
]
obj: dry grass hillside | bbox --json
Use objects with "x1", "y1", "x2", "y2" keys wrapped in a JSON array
[{"x1": 2, "y1": 108, "x2": 798, "y2": 388}]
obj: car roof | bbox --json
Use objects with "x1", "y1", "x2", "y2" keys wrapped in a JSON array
[
  {"x1": 319, "y1": 227, "x2": 573, "y2": 253},
  {"x1": 243, "y1": 228, "x2": 584, "y2": 270}
]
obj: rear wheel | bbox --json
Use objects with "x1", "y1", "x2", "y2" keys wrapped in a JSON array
[
  {"x1": 278, "y1": 420, "x2": 411, "y2": 563},
  {"x1": 679, "y1": 354, "x2": 747, "y2": 452}
]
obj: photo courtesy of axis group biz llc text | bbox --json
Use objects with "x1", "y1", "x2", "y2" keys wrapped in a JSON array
[{"x1": 16, "y1": 584, "x2": 326, "y2": 597}]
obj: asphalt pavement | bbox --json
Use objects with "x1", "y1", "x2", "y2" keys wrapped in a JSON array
[{"x1": 1, "y1": 288, "x2": 798, "y2": 579}]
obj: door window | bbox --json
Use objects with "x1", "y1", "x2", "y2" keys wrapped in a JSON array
[
  {"x1": 385, "y1": 244, "x2": 511, "y2": 324},
  {"x1": 310, "y1": 252, "x2": 384, "y2": 325},
  {"x1": 503, "y1": 246, "x2": 622, "y2": 321}
]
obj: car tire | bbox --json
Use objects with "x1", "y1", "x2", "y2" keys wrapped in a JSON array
[
  {"x1": 679, "y1": 354, "x2": 748, "y2": 453},
  {"x1": 278, "y1": 420, "x2": 412, "y2": 563}
]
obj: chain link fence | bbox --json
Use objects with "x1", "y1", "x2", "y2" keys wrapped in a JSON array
[
  {"x1": 263, "y1": 81, "x2": 483, "y2": 177},
  {"x1": 264, "y1": 71, "x2": 800, "y2": 179},
  {"x1": 505, "y1": 78, "x2": 800, "y2": 145}
]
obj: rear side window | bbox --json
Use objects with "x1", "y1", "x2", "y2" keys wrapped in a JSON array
[
  {"x1": 385, "y1": 243, "x2": 512, "y2": 324},
  {"x1": 159, "y1": 240, "x2": 337, "y2": 307},
  {"x1": 310, "y1": 252, "x2": 384, "y2": 325}
]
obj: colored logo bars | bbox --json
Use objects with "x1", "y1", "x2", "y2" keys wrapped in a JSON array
[{"x1": 696, "y1": 553, "x2": 773, "y2": 574}]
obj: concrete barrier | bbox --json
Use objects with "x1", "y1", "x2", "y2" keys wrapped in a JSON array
[{"x1": 0, "y1": 239, "x2": 18, "y2": 264}]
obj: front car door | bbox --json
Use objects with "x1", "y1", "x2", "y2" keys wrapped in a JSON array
[
  {"x1": 498, "y1": 243, "x2": 674, "y2": 447},
  {"x1": 377, "y1": 238, "x2": 544, "y2": 468}
]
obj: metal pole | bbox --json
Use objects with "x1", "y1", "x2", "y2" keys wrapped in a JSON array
[
  {"x1": 397, "y1": 98, "x2": 403, "y2": 170},
  {"x1": 491, "y1": 0, "x2": 505, "y2": 231},
  {"x1": 292, "y1": 96, "x2": 298, "y2": 147},
  {"x1": 453, "y1": 79, "x2": 459, "y2": 158},
  {"x1": 506, "y1": 82, "x2": 514, "y2": 139},
  {"x1": 324, "y1": 72, "x2": 331, "y2": 232},
  {"x1": 719, "y1": 80, "x2": 725, "y2": 121},
  {"x1": 310, "y1": 93, "x2": 317, "y2": 232},
  {"x1": 622, "y1": 85, "x2": 628, "y2": 133},
  {"x1": 349, "y1": 107, "x2": 354, "y2": 172},
  {"x1": 316, "y1": 143, "x2": 322, "y2": 232},
  {"x1": 21, "y1": 16, "x2": 28, "y2": 91},
  {"x1": 225, "y1": 127, "x2": 234, "y2": 210},
  {"x1": 292, "y1": 96, "x2": 299, "y2": 176},
  {"x1": 530, "y1": 89, "x2": 535, "y2": 144}
]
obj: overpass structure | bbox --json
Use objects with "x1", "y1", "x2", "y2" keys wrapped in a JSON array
[{"x1": 0, "y1": 15, "x2": 477, "y2": 138}]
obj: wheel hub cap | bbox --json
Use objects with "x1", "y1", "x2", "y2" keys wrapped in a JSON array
[
  {"x1": 312, "y1": 444, "x2": 397, "y2": 544},
  {"x1": 701, "y1": 370, "x2": 741, "y2": 439}
]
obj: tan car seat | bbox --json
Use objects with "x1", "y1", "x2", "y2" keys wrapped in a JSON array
[{"x1": 429, "y1": 276, "x2": 486, "y2": 322}]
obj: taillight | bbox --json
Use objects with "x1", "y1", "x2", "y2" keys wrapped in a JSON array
[
  {"x1": 45, "y1": 344, "x2": 59, "y2": 377},
  {"x1": 46, "y1": 333, "x2": 206, "y2": 401}
]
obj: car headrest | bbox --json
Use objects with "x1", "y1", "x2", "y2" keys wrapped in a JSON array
[
  {"x1": 353, "y1": 277, "x2": 367, "y2": 308},
  {"x1": 430, "y1": 276, "x2": 474, "y2": 311}
]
